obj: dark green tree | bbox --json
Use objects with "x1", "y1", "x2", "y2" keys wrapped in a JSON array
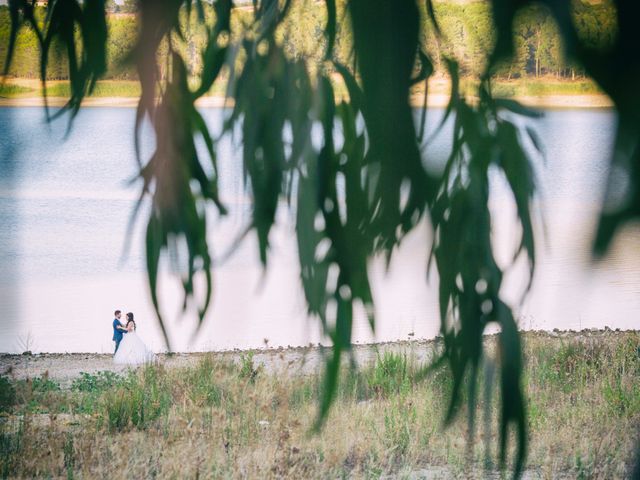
[{"x1": 121, "y1": 0, "x2": 138, "y2": 14}]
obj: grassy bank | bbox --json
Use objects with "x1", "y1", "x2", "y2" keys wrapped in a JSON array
[
  {"x1": 0, "y1": 76, "x2": 610, "y2": 107},
  {"x1": 491, "y1": 78, "x2": 602, "y2": 97},
  {"x1": 0, "y1": 79, "x2": 142, "y2": 98},
  {"x1": 1, "y1": 332, "x2": 638, "y2": 478}
]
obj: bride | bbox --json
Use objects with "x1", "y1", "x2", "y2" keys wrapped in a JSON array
[{"x1": 113, "y1": 312, "x2": 156, "y2": 365}]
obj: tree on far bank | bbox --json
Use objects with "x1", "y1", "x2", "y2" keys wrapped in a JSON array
[
  {"x1": 105, "y1": 0, "x2": 119, "y2": 14},
  {"x1": 121, "y1": 0, "x2": 138, "y2": 14}
]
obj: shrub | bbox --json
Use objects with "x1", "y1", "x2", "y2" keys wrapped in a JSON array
[
  {"x1": 367, "y1": 352, "x2": 411, "y2": 398},
  {"x1": 71, "y1": 371, "x2": 124, "y2": 393},
  {"x1": 186, "y1": 356, "x2": 225, "y2": 407},
  {"x1": 603, "y1": 379, "x2": 640, "y2": 417},
  {"x1": 101, "y1": 366, "x2": 171, "y2": 431},
  {"x1": 30, "y1": 375, "x2": 61, "y2": 393},
  {"x1": 0, "y1": 377, "x2": 16, "y2": 412},
  {"x1": 239, "y1": 351, "x2": 260, "y2": 382}
]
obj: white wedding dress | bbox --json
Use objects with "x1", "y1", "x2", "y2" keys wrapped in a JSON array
[{"x1": 113, "y1": 331, "x2": 156, "y2": 365}]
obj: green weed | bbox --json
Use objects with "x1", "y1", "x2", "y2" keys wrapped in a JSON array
[
  {"x1": 0, "y1": 376, "x2": 16, "y2": 412},
  {"x1": 366, "y1": 351, "x2": 411, "y2": 398},
  {"x1": 101, "y1": 365, "x2": 171, "y2": 431},
  {"x1": 382, "y1": 400, "x2": 416, "y2": 462},
  {"x1": 30, "y1": 375, "x2": 61, "y2": 393},
  {"x1": 239, "y1": 351, "x2": 261, "y2": 382},
  {"x1": 63, "y1": 433, "x2": 75, "y2": 480},
  {"x1": 0, "y1": 83, "x2": 33, "y2": 97},
  {"x1": 71, "y1": 371, "x2": 124, "y2": 393},
  {"x1": 185, "y1": 355, "x2": 225, "y2": 407},
  {"x1": 603, "y1": 379, "x2": 640, "y2": 417}
]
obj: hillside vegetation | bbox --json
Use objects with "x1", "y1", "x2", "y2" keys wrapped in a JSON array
[{"x1": 0, "y1": 0, "x2": 616, "y2": 86}]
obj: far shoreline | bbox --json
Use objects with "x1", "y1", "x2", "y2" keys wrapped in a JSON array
[{"x1": 0, "y1": 92, "x2": 614, "y2": 109}]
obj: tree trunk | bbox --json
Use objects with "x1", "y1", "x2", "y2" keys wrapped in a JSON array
[{"x1": 535, "y1": 31, "x2": 541, "y2": 77}]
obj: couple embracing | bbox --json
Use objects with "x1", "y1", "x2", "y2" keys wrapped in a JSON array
[{"x1": 112, "y1": 309, "x2": 155, "y2": 365}]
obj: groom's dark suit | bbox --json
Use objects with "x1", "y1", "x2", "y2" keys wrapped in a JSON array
[{"x1": 113, "y1": 318, "x2": 126, "y2": 353}]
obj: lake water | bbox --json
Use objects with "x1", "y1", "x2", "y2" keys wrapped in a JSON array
[{"x1": 0, "y1": 106, "x2": 638, "y2": 353}]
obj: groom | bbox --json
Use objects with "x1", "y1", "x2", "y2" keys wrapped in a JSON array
[{"x1": 112, "y1": 309, "x2": 128, "y2": 353}]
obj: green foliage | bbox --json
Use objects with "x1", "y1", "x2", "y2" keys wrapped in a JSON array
[
  {"x1": 71, "y1": 371, "x2": 124, "y2": 393},
  {"x1": 0, "y1": 82, "x2": 33, "y2": 96},
  {"x1": 382, "y1": 399, "x2": 417, "y2": 461},
  {"x1": 185, "y1": 355, "x2": 225, "y2": 406},
  {"x1": 121, "y1": 0, "x2": 138, "y2": 14},
  {"x1": 63, "y1": 433, "x2": 75, "y2": 480},
  {"x1": 603, "y1": 378, "x2": 640, "y2": 417},
  {"x1": 0, "y1": 421, "x2": 23, "y2": 478},
  {"x1": 2, "y1": 0, "x2": 635, "y2": 477},
  {"x1": 0, "y1": 376, "x2": 16, "y2": 412},
  {"x1": 288, "y1": 381, "x2": 316, "y2": 408},
  {"x1": 100, "y1": 365, "x2": 171, "y2": 431},
  {"x1": 0, "y1": 335, "x2": 637, "y2": 477},
  {"x1": 367, "y1": 352, "x2": 411, "y2": 398},
  {"x1": 0, "y1": 3, "x2": 617, "y2": 83},
  {"x1": 239, "y1": 351, "x2": 260, "y2": 381},
  {"x1": 29, "y1": 375, "x2": 61, "y2": 393}
]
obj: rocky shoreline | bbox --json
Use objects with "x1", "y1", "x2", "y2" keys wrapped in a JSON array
[{"x1": 0, "y1": 328, "x2": 632, "y2": 387}]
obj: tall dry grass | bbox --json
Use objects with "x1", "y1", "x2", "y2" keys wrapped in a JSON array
[{"x1": 1, "y1": 331, "x2": 638, "y2": 478}]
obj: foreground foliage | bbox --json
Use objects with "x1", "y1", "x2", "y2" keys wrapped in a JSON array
[
  {"x1": 0, "y1": 332, "x2": 638, "y2": 478},
  {"x1": 3, "y1": 0, "x2": 638, "y2": 475}
]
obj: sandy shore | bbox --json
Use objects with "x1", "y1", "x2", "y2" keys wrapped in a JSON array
[
  {"x1": 0, "y1": 328, "x2": 629, "y2": 387},
  {"x1": 0, "y1": 93, "x2": 613, "y2": 109},
  {"x1": 0, "y1": 95, "x2": 231, "y2": 108}
]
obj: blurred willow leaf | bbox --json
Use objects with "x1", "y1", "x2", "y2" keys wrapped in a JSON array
[
  {"x1": 429, "y1": 73, "x2": 535, "y2": 477},
  {"x1": 496, "y1": 299, "x2": 527, "y2": 475},
  {"x1": 349, "y1": 0, "x2": 434, "y2": 251},
  {"x1": 40, "y1": 0, "x2": 107, "y2": 121},
  {"x1": 138, "y1": 53, "x2": 227, "y2": 347},
  {"x1": 193, "y1": 0, "x2": 232, "y2": 99},
  {"x1": 323, "y1": 0, "x2": 336, "y2": 60},
  {"x1": 7, "y1": 1, "x2": 639, "y2": 476},
  {"x1": 413, "y1": 49, "x2": 434, "y2": 143},
  {"x1": 228, "y1": 42, "x2": 288, "y2": 265},
  {"x1": 4, "y1": 0, "x2": 43, "y2": 76},
  {"x1": 411, "y1": 49, "x2": 434, "y2": 86},
  {"x1": 312, "y1": 75, "x2": 376, "y2": 428},
  {"x1": 332, "y1": 62, "x2": 363, "y2": 112},
  {"x1": 493, "y1": 98, "x2": 542, "y2": 119}
]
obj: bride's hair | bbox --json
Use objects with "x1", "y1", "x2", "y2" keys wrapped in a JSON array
[{"x1": 126, "y1": 312, "x2": 136, "y2": 330}]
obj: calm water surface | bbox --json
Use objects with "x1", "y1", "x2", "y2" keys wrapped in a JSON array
[{"x1": 0, "y1": 106, "x2": 637, "y2": 353}]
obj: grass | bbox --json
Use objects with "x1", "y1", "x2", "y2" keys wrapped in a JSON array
[
  {"x1": 405, "y1": 76, "x2": 604, "y2": 101},
  {"x1": 0, "y1": 79, "x2": 141, "y2": 98},
  {"x1": 0, "y1": 83, "x2": 34, "y2": 97},
  {"x1": 0, "y1": 76, "x2": 606, "y2": 103},
  {"x1": 491, "y1": 78, "x2": 602, "y2": 97},
  {"x1": 0, "y1": 332, "x2": 638, "y2": 478},
  {"x1": 43, "y1": 80, "x2": 142, "y2": 98}
]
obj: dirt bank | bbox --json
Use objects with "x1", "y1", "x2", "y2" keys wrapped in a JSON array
[{"x1": 0, "y1": 93, "x2": 613, "y2": 109}]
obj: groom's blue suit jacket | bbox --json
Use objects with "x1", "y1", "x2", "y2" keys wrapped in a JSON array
[{"x1": 112, "y1": 319, "x2": 126, "y2": 342}]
